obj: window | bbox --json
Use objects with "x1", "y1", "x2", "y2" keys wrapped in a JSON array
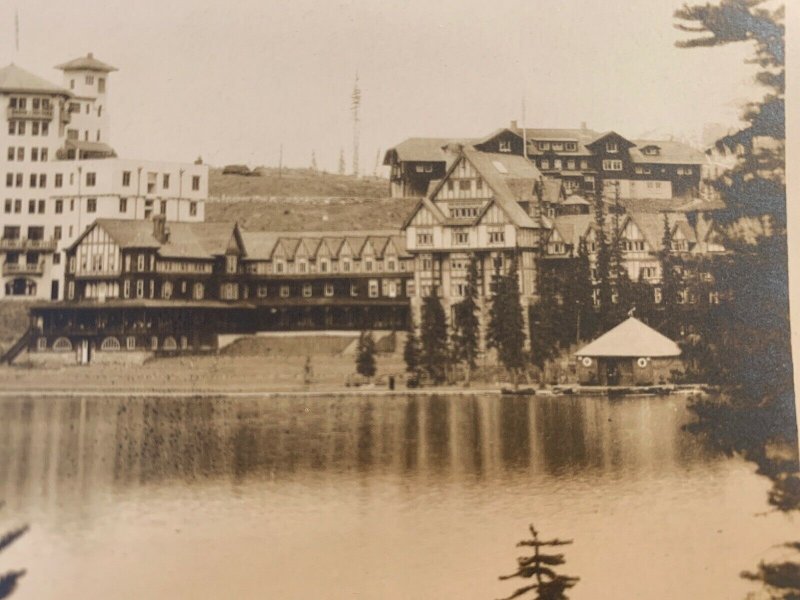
[
  {"x1": 17, "y1": 121, "x2": 24, "y2": 135},
  {"x1": 7, "y1": 122, "x2": 13, "y2": 136},
  {"x1": 226, "y1": 255, "x2": 238, "y2": 274},
  {"x1": 86, "y1": 172, "x2": 96, "y2": 186},
  {"x1": 602, "y1": 159, "x2": 623, "y2": 171},
  {"x1": 565, "y1": 142, "x2": 578, "y2": 151},
  {"x1": 189, "y1": 201, "x2": 198, "y2": 217},
  {"x1": 137, "y1": 255, "x2": 145, "y2": 271},
  {"x1": 122, "y1": 171, "x2": 131, "y2": 186},
  {"x1": 221, "y1": 283, "x2": 238, "y2": 300},
  {"x1": 256, "y1": 285, "x2": 268, "y2": 298},
  {"x1": 447, "y1": 180, "x2": 454, "y2": 191},
  {"x1": 14, "y1": 199, "x2": 21, "y2": 213},
  {"x1": 280, "y1": 285, "x2": 290, "y2": 298},
  {"x1": 99, "y1": 78, "x2": 105, "y2": 93},
  {"x1": 55, "y1": 174, "x2": 63, "y2": 188},
  {"x1": 54, "y1": 226, "x2": 62, "y2": 241},
  {"x1": 324, "y1": 283, "x2": 334, "y2": 297},
  {"x1": 541, "y1": 159, "x2": 550, "y2": 170},
  {"x1": 162, "y1": 281, "x2": 173, "y2": 299},
  {"x1": 454, "y1": 230, "x2": 469, "y2": 245},
  {"x1": 31, "y1": 148, "x2": 38, "y2": 161},
  {"x1": 30, "y1": 174, "x2": 37, "y2": 188},
  {"x1": 15, "y1": 173, "x2": 21, "y2": 187},
  {"x1": 567, "y1": 159, "x2": 576, "y2": 170},
  {"x1": 5, "y1": 173, "x2": 12, "y2": 187},
  {"x1": 160, "y1": 200, "x2": 167, "y2": 215},
  {"x1": 135, "y1": 280, "x2": 144, "y2": 298},
  {"x1": 416, "y1": 230, "x2": 433, "y2": 246},
  {"x1": 499, "y1": 140, "x2": 511, "y2": 152},
  {"x1": 163, "y1": 174, "x2": 170, "y2": 189},
  {"x1": 87, "y1": 198, "x2": 97, "y2": 213},
  {"x1": 488, "y1": 230, "x2": 505, "y2": 244},
  {"x1": 538, "y1": 142, "x2": 551, "y2": 151},
  {"x1": 302, "y1": 284, "x2": 312, "y2": 297},
  {"x1": 364, "y1": 259, "x2": 372, "y2": 272},
  {"x1": 41, "y1": 122, "x2": 48, "y2": 135},
  {"x1": 86, "y1": 75, "x2": 94, "y2": 85},
  {"x1": 7, "y1": 147, "x2": 14, "y2": 161},
  {"x1": 37, "y1": 200, "x2": 45, "y2": 214},
  {"x1": 193, "y1": 282, "x2": 204, "y2": 300},
  {"x1": 606, "y1": 141, "x2": 618, "y2": 153},
  {"x1": 350, "y1": 284, "x2": 359, "y2": 297},
  {"x1": 28, "y1": 200, "x2": 35, "y2": 214},
  {"x1": 126, "y1": 336, "x2": 135, "y2": 350},
  {"x1": 192, "y1": 175, "x2": 200, "y2": 191},
  {"x1": 31, "y1": 122, "x2": 39, "y2": 136},
  {"x1": 119, "y1": 197, "x2": 127, "y2": 212},
  {"x1": 459, "y1": 179, "x2": 471, "y2": 191},
  {"x1": 554, "y1": 159, "x2": 563, "y2": 170},
  {"x1": 3, "y1": 199, "x2": 9, "y2": 213},
  {"x1": 39, "y1": 174, "x2": 46, "y2": 188}
]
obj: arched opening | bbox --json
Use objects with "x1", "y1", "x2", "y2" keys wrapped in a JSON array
[
  {"x1": 52, "y1": 337, "x2": 73, "y2": 352},
  {"x1": 163, "y1": 336, "x2": 178, "y2": 351},
  {"x1": 100, "y1": 337, "x2": 121, "y2": 351}
]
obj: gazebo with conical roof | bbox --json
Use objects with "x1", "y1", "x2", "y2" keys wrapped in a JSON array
[{"x1": 574, "y1": 317, "x2": 683, "y2": 386}]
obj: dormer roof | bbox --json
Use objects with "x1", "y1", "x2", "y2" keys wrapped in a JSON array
[{"x1": 55, "y1": 53, "x2": 117, "y2": 73}]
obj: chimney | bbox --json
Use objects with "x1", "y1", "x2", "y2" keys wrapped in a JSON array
[
  {"x1": 88, "y1": 52, "x2": 94, "y2": 59},
  {"x1": 510, "y1": 120, "x2": 518, "y2": 131},
  {"x1": 152, "y1": 214, "x2": 168, "y2": 244},
  {"x1": 580, "y1": 121, "x2": 588, "y2": 131}
]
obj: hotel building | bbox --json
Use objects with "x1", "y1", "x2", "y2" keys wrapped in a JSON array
[{"x1": 0, "y1": 54, "x2": 207, "y2": 301}]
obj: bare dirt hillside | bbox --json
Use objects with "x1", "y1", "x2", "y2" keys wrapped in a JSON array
[
  {"x1": 205, "y1": 196, "x2": 418, "y2": 231},
  {"x1": 209, "y1": 167, "x2": 389, "y2": 199}
]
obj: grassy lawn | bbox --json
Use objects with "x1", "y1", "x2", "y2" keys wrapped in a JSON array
[{"x1": 209, "y1": 167, "x2": 390, "y2": 199}]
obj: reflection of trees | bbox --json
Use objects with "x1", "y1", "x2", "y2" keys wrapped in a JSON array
[{"x1": 0, "y1": 394, "x2": 719, "y2": 505}]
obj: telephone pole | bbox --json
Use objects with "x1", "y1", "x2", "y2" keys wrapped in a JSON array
[{"x1": 351, "y1": 73, "x2": 361, "y2": 177}]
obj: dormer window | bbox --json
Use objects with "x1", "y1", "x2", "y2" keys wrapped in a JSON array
[
  {"x1": 643, "y1": 146, "x2": 660, "y2": 156},
  {"x1": 538, "y1": 142, "x2": 551, "y2": 151},
  {"x1": 226, "y1": 255, "x2": 237, "y2": 273},
  {"x1": 499, "y1": 140, "x2": 511, "y2": 153},
  {"x1": 606, "y1": 142, "x2": 618, "y2": 153},
  {"x1": 565, "y1": 142, "x2": 578, "y2": 151}
]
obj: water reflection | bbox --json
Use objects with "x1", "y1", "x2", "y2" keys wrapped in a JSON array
[{"x1": 0, "y1": 393, "x2": 714, "y2": 509}]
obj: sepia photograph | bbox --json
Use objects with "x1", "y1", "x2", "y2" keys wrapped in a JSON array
[{"x1": 0, "y1": 0, "x2": 797, "y2": 598}]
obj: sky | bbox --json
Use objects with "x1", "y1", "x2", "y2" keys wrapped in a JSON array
[{"x1": 0, "y1": 0, "x2": 766, "y2": 173}]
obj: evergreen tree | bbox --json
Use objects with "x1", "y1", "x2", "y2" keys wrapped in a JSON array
[
  {"x1": 403, "y1": 315, "x2": 421, "y2": 378},
  {"x1": 451, "y1": 256, "x2": 481, "y2": 384},
  {"x1": 498, "y1": 524, "x2": 579, "y2": 600},
  {"x1": 490, "y1": 256, "x2": 527, "y2": 387},
  {"x1": 658, "y1": 212, "x2": 681, "y2": 338},
  {"x1": 529, "y1": 259, "x2": 560, "y2": 371},
  {"x1": 592, "y1": 187, "x2": 613, "y2": 330},
  {"x1": 573, "y1": 236, "x2": 597, "y2": 341},
  {"x1": 0, "y1": 506, "x2": 27, "y2": 599},
  {"x1": 607, "y1": 187, "x2": 633, "y2": 326},
  {"x1": 419, "y1": 290, "x2": 449, "y2": 384},
  {"x1": 355, "y1": 330, "x2": 376, "y2": 379},
  {"x1": 675, "y1": 3, "x2": 796, "y2": 596}
]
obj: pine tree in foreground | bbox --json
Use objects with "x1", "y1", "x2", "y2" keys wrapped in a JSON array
[
  {"x1": 452, "y1": 256, "x2": 481, "y2": 384},
  {"x1": 355, "y1": 330, "x2": 376, "y2": 379},
  {"x1": 420, "y1": 290, "x2": 449, "y2": 384},
  {"x1": 498, "y1": 524, "x2": 579, "y2": 600}
]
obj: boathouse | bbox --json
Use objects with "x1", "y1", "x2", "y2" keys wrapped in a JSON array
[{"x1": 574, "y1": 317, "x2": 682, "y2": 386}]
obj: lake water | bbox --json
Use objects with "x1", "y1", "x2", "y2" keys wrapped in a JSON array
[{"x1": 0, "y1": 393, "x2": 794, "y2": 599}]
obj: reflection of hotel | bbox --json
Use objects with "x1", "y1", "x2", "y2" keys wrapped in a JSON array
[{"x1": 0, "y1": 54, "x2": 207, "y2": 301}]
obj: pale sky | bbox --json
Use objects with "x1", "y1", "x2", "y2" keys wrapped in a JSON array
[{"x1": 0, "y1": 0, "x2": 764, "y2": 173}]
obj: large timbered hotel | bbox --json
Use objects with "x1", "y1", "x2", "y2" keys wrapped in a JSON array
[{"x1": 20, "y1": 216, "x2": 412, "y2": 363}]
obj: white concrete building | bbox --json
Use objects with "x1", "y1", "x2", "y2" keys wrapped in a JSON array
[{"x1": 0, "y1": 54, "x2": 208, "y2": 301}]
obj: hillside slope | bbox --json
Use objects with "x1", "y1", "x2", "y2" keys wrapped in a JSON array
[
  {"x1": 205, "y1": 197, "x2": 418, "y2": 232},
  {"x1": 209, "y1": 167, "x2": 389, "y2": 199}
]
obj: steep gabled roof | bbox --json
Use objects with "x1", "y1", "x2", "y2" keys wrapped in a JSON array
[
  {"x1": 552, "y1": 214, "x2": 593, "y2": 248},
  {"x1": 68, "y1": 219, "x2": 240, "y2": 258},
  {"x1": 55, "y1": 53, "x2": 117, "y2": 72},
  {"x1": 383, "y1": 137, "x2": 474, "y2": 165},
  {"x1": 585, "y1": 131, "x2": 637, "y2": 151},
  {"x1": 461, "y1": 149, "x2": 542, "y2": 228},
  {"x1": 0, "y1": 64, "x2": 71, "y2": 96},
  {"x1": 630, "y1": 139, "x2": 705, "y2": 165},
  {"x1": 576, "y1": 317, "x2": 681, "y2": 358}
]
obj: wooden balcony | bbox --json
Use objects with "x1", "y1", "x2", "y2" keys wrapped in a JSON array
[
  {"x1": 3, "y1": 261, "x2": 45, "y2": 276},
  {"x1": 0, "y1": 238, "x2": 58, "y2": 252},
  {"x1": 7, "y1": 106, "x2": 54, "y2": 120}
]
